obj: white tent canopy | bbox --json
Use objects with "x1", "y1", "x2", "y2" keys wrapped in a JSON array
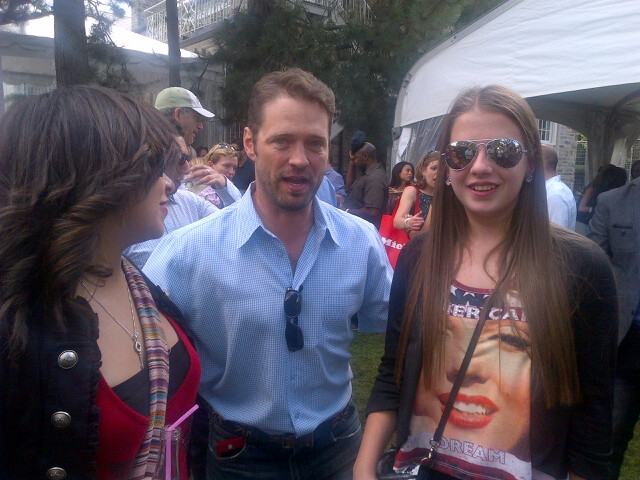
[{"x1": 394, "y1": 0, "x2": 640, "y2": 175}]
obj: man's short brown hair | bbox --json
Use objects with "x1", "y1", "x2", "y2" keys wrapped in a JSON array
[{"x1": 247, "y1": 68, "x2": 335, "y2": 135}]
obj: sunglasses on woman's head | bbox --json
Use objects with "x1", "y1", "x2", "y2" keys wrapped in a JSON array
[
  {"x1": 212, "y1": 143, "x2": 236, "y2": 152},
  {"x1": 442, "y1": 138, "x2": 528, "y2": 171}
]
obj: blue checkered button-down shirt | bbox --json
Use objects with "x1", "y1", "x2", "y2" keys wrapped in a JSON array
[{"x1": 144, "y1": 190, "x2": 392, "y2": 435}]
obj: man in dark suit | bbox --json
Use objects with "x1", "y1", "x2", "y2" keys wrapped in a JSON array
[{"x1": 588, "y1": 175, "x2": 640, "y2": 479}]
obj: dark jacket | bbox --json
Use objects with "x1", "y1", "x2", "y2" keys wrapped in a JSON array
[
  {"x1": 0, "y1": 272, "x2": 187, "y2": 480},
  {"x1": 588, "y1": 176, "x2": 640, "y2": 344},
  {"x1": 366, "y1": 232, "x2": 618, "y2": 480}
]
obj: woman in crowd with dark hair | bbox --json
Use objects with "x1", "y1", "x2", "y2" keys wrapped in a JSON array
[
  {"x1": 0, "y1": 86, "x2": 201, "y2": 480},
  {"x1": 393, "y1": 151, "x2": 439, "y2": 237},
  {"x1": 354, "y1": 85, "x2": 617, "y2": 480},
  {"x1": 386, "y1": 161, "x2": 415, "y2": 214},
  {"x1": 577, "y1": 163, "x2": 627, "y2": 224}
]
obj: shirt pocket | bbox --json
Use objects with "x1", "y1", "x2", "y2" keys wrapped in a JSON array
[
  {"x1": 610, "y1": 224, "x2": 635, "y2": 254},
  {"x1": 316, "y1": 293, "x2": 361, "y2": 346}
]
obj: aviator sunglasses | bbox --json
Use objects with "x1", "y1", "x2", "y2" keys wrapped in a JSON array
[
  {"x1": 442, "y1": 138, "x2": 528, "y2": 171},
  {"x1": 284, "y1": 286, "x2": 303, "y2": 352},
  {"x1": 211, "y1": 142, "x2": 236, "y2": 152}
]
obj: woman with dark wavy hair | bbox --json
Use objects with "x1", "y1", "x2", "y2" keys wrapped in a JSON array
[
  {"x1": 354, "y1": 85, "x2": 617, "y2": 480},
  {"x1": 386, "y1": 161, "x2": 415, "y2": 214},
  {"x1": 0, "y1": 86, "x2": 201, "y2": 480}
]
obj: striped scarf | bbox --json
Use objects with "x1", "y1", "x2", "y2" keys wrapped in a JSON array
[{"x1": 122, "y1": 258, "x2": 170, "y2": 479}]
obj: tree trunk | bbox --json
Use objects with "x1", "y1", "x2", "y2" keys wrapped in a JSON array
[
  {"x1": 53, "y1": 0, "x2": 89, "y2": 86},
  {"x1": 166, "y1": 0, "x2": 180, "y2": 86}
]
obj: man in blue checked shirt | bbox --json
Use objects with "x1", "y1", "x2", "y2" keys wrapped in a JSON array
[{"x1": 144, "y1": 68, "x2": 392, "y2": 480}]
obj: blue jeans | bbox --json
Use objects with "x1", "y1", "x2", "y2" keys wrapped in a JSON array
[
  {"x1": 610, "y1": 374, "x2": 640, "y2": 479},
  {"x1": 206, "y1": 405, "x2": 362, "y2": 480}
]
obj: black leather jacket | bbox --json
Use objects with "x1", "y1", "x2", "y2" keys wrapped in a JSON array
[{"x1": 0, "y1": 271, "x2": 186, "y2": 480}]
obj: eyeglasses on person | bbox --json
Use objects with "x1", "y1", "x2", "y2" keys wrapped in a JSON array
[
  {"x1": 284, "y1": 286, "x2": 303, "y2": 352},
  {"x1": 442, "y1": 138, "x2": 528, "y2": 171},
  {"x1": 178, "y1": 153, "x2": 191, "y2": 166}
]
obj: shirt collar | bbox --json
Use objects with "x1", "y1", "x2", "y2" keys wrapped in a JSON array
[
  {"x1": 365, "y1": 163, "x2": 383, "y2": 175},
  {"x1": 545, "y1": 175, "x2": 561, "y2": 186},
  {"x1": 234, "y1": 184, "x2": 341, "y2": 249}
]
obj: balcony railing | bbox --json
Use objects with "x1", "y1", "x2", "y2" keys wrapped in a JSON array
[
  {"x1": 144, "y1": 0, "x2": 370, "y2": 43},
  {"x1": 144, "y1": 0, "x2": 243, "y2": 43},
  {"x1": 304, "y1": 0, "x2": 371, "y2": 24}
]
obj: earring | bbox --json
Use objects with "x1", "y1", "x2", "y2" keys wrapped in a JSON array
[
  {"x1": 445, "y1": 176, "x2": 452, "y2": 186},
  {"x1": 525, "y1": 172, "x2": 534, "y2": 183}
]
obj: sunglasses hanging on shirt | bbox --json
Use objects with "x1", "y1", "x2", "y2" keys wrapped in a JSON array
[{"x1": 284, "y1": 286, "x2": 303, "y2": 352}]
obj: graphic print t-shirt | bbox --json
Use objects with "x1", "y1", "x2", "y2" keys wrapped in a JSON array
[{"x1": 395, "y1": 281, "x2": 532, "y2": 480}]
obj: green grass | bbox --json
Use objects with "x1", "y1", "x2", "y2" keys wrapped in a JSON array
[{"x1": 350, "y1": 331, "x2": 640, "y2": 479}]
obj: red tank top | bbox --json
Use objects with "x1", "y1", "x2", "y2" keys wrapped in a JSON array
[{"x1": 95, "y1": 315, "x2": 201, "y2": 479}]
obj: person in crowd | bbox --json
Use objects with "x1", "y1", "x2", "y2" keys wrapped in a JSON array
[
  {"x1": 326, "y1": 159, "x2": 347, "y2": 206},
  {"x1": 187, "y1": 143, "x2": 243, "y2": 209},
  {"x1": 344, "y1": 132, "x2": 388, "y2": 228},
  {"x1": 0, "y1": 86, "x2": 201, "y2": 480},
  {"x1": 542, "y1": 144, "x2": 576, "y2": 230},
  {"x1": 393, "y1": 152, "x2": 438, "y2": 237},
  {"x1": 230, "y1": 137, "x2": 255, "y2": 193},
  {"x1": 205, "y1": 142, "x2": 239, "y2": 181},
  {"x1": 577, "y1": 163, "x2": 627, "y2": 224},
  {"x1": 155, "y1": 86, "x2": 214, "y2": 148},
  {"x1": 143, "y1": 68, "x2": 392, "y2": 480},
  {"x1": 630, "y1": 160, "x2": 640, "y2": 180},
  {"x1": 317, "y1": 175, "x2": 339, "y2": 206},
  {"x1": 353, "y1": 85, "x2": 617, "y2": 480},
  {"x1": 386, "y1": 161, "x2": 415, "y2": 214},
  {"x1": 155, "y1": 86, "x2": 230, "y2": 203},
  {"x1": 588, "y1": 173, "x2": 640, "y2": 479},
  {"x1": 196, "y1": 145, "x2": 209, "y2": 157},
  {"x1": 125, "y1": 127, "x2": 217, "y2": 268}
]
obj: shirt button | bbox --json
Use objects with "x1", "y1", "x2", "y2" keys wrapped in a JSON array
[
  {"x1": 57, "y1": 350, "x2": 78, "y2": 369},
  {"x1": 46, "y1": 467, "x2": 67, "y2": 479},
  {"x1": 51, "y1": 411, "x2": 72, "y2": 428}
]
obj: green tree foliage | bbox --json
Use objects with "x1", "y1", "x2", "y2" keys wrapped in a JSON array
[
  {"x1": 208, "y1": 0, "x2": 503, "y2": 154},
  {"x1": 210, "y1": 0, "x2": 340, "y2": 124},
  {"x1": 0, "y1": 0, "x2": 50, "y2": 24}
]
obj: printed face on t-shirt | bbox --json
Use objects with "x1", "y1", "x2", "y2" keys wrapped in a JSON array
[{"x1": 413, "y1": 314, "x2": 531, "y2": 459}]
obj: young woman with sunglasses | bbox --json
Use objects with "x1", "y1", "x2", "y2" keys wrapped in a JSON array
[
  {"x1": 353, "y1": 85, "x2": 617, "y2": 480},
  {"x1": 0, "y1": 86, "x2": 201, "y2": 480}
]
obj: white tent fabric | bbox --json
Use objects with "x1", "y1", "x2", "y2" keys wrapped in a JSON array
[{"x1": 394, "y1": 0, "x2": 640, "y2": 173}]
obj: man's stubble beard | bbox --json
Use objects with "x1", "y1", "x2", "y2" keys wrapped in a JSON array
[{"x1": 253, "y1": 150, "x2": 323, "y2": 212}]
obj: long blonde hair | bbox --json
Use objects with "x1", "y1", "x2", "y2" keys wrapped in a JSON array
[{"x1": 396, "y1": 85, "x2": 580, "y2": 407}]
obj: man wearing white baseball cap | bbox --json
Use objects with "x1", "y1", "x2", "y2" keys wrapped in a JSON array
[{"x1": 155, "y1": 87, "x2": 215, "y2": 146}]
